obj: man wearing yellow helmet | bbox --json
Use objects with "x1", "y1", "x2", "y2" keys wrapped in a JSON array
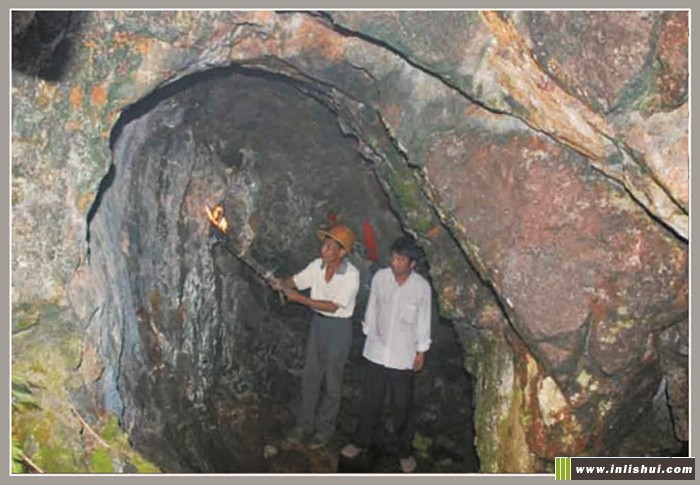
[{"x1": 271, "y1": 224, "x2": 360, "y2": 450}]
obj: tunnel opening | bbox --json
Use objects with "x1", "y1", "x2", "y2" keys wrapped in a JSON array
[{"x1": 87, "y1": 65, "x2": 479, "y2": 473}]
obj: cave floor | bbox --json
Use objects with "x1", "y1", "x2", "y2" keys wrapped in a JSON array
[{"x1": 259, "y1": 430, "x2": 471, "y2": 474}]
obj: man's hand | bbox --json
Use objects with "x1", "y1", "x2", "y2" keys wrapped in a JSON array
[
  {"x1": 269, "y1": 277, "x2": 283, "y2": 291},
  {"x1": 413, "y1": 352, "x2": 425, "y2": 372}
]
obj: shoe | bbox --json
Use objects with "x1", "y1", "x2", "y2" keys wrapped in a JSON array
[
  {"x1": 285, "y1": 426, "x2": 310, "y2": 444},
  {"x1": 400, "y1": 455, "x2": 417, "y2": 473},
  {"x1": 340, "y1": 443, "x2": 366, "y2": 459},
  {"x1": 307, "y1": 433, "x2": 330, "y2": 450}
]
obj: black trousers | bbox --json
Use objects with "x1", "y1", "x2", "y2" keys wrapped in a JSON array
[{"x1": 357, "y1": 358, "x2": 415, "y2": 458}]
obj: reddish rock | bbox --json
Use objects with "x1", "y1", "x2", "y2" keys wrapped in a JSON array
[
  {"x1": 528, "y1": 11, "x2": 658, "y2": 113},
  {"x1": 588, "y1": 318, "x2": 650, "y2": 375},
  {"x1": 656, "y1": 322, "x2": 688, "y2": 441},
  {"x1": 537, "y1": 342, "x2": 574, "y2": 369},
  {"x1": 652, "y1": 12, "x2": 688, "y2": 112},
  {"x1": 619, "y1": 104, "x2": 688, "y2": 212},
  {"x1": 423, "y1": 114, "x2": 686, "y2": 383}
]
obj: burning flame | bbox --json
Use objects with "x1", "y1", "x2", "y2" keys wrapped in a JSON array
[{"x1": 205, "y1": 204, "x2": 229, "y2": 234}]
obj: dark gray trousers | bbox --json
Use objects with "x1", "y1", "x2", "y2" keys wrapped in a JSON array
[
  {"x1": 298, "y1": 313, "x2": 353, "y2": 438},
  {"x1": 357, "y1": 358, "x2": 415, "y2": 458}
]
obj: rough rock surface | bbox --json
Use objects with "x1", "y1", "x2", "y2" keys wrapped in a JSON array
[{"x1": 12, "y1": 11, "x2": 687, "y2": 473}]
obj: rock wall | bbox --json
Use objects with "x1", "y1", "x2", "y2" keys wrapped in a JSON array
[{"x1": 12, "y1": 11, "x2": 687, "y2": 473}]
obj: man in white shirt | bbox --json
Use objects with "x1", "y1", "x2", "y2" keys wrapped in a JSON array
[
  {"x1": 341, "y1": 236, "x2": 431, "y2": 473},
  {"x1": 272, "y1": 224, "x2": 360, "y2": 450}
]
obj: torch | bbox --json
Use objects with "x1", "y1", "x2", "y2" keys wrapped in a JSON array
[{"x1": 204, "y1": 203, "x2": 285, "y2": 304}]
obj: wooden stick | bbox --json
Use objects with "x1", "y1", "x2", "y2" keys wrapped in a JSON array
[
  {"x1": 20, "y1": 451, "x2": 44, "y2": 474},
  {"x1": 69, "y1": 406, "x2": 112, "y2": 449},
  {"x1": 214, "y1": 240, "x2": 286, "y2": 304}
]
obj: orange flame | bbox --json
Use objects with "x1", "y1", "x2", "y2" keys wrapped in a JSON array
[{"x1": 205, "y1": 204, "x2": 228, "y2": 234}]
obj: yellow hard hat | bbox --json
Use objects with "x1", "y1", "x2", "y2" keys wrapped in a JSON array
[{"x1": 317, "y1": 224, "x2": 356, "y2": 252}]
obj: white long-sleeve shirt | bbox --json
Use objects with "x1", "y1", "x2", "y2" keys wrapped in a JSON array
[{"x1": 362, "y1": 268, "x2": 432, "y2": 370}]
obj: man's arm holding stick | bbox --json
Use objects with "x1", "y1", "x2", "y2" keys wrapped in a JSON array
[{"x1": 270, "y1": 277, "x2": 340, "y2": 314}]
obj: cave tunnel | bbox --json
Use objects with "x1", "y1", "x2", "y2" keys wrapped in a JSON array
[{"x1": 87, "y1": 66, "x2": 480, "y2": 473}]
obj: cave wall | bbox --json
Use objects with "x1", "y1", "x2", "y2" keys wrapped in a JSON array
[
  {"x1": 88, "y1": 70, "x2": 407, "y2": 472},
  {"x1": 12, "y1": 11, "x2": 688, "y2": 473}
]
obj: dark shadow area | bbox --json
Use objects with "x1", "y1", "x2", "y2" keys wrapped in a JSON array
[
  {"x1": 12, "y1": 11, "x2": 86, "y2": 82},
  {"x1": 672, "y1": 442, "x2": 689, "y2": 457},
  {"x1": 85, "y1": 162, "x2": 115, "y2": 261},
  {"x1": 109, "y1": 64, "x2": 320, "y2": 151}
]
